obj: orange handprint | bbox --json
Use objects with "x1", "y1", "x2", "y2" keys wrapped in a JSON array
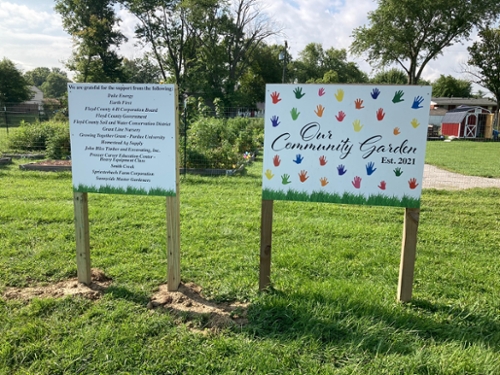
[
  {"x1": 355, "y1": 98, "x2": 364, "y2": 109},
  {"x1": 298, "y1": 170, "x2": 309, "y2": 182},
  {"x1": 408, "y1": 178, "x2": 419, "y2": 189},
  {"x1": 273, "y1": 155, "x2": 281, "y2": 167},
  {"x1": 314, "y1": 104, "x2": 325, "y2": 117},
  {"x1": 393, "y1": 127, "x2": 401, "y2": 135},
  {"x1": 270, "y1": 91, "x2": 281, "y2": 104},
  {"x1": 319, "y1": 155, "x2": 327, "y2": 166},
  {"x1": 320, "y1": 177, "x2": 329, "y2": 186}
]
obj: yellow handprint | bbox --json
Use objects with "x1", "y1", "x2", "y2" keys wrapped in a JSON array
[
  {"x1": 334, "y1": 88, "x2": 344, "y2": 102},
  {"x1": 352, "y1": 119, "x2": 363, "y2": 132},
  {"x1": 314, "y1": 104, "x2": 325, "y2": 117},
  {"x1": 265, "y1": 169, "x2": 274, "y2": 180},
  {"x1": 411, "y1": 118, "x2": 420, "y2": 128}
]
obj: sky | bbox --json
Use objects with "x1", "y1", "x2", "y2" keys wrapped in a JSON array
[{"x1": 0, "y1": 0, "x2": 485, "y2": 94}]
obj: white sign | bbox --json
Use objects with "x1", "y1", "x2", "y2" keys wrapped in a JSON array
[
  {"x1": 262, "y1": 84, "x2": 432, "y2": 208},
  {"x1": 68, "y1": 83, "x2": 177, "y2": 196}
]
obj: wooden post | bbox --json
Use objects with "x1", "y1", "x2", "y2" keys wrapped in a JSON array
[
  {"x1": 73, "y1": 192, "x2": 91, "y2": 284},
  {"x1": 397, "y1": 207, "x2": 420, "y2": 302},
  {"x1": 259, "y1": 199, "x2": 274, "y2": 290}
]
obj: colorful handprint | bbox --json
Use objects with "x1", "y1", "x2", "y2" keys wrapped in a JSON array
[
  {"x1": 315, "y1": 104, "x2": 325, "y2": 117},
  {"x1": 352, "y1": 119, "x2": 363, "y2": 132},
  {"x1": 319, "y1": 155, "x2": 327, "y2": 166},
  {"x1": 366, "y1": 161, "x2": 377, "y2": 175},
  {"x1": 273, "y1": 155, "x2": 281, "y2": 167},
  {"x1": 371, "y1": 88, "x2": 381, "y2": 99},
  {"x1": 335, "y1": 88, "x2": 344, "y2": 102},
  {"x1": 378, "y1": 181, "x2": 386, "y2": 190},
  {"x1": 376, "y1": 108, "x2": 385, "y2": 121},
  {"x1": 281, "y1": 174, "x2": 292, "y2": 185},
  {"x1": 265, "y1": 169, "x2": 274, "y2": 180},
  {"x1": 412, "y1": 96, "x2": 424, "y2": 109},
  {"x1": 337, "y1": 164, "x2": 347, "y2": 175},
  {"x1": 298, "y1": 170, "x2": 309, "y2": 182},
  {"x1": 318, "y1": 87, "x2": 326, "y2": 96},
  {"x1": 408, "y1": 178, "x2": 419, "y2": 189},
  {"x1": 394, "y1": 167, "x2": 403, "y2": 177},
  {"x1": 291, "y1": 107, "x2": 300, "y2": 120},
  {"x1": 393, "y1": 127, "x2": 401, "y2": 135},
  {"x1": 320, "y1": 177, "x2": 329, "y2": 187},
  {"x1": 392, "y1": 90, "x2": 405, "y2": 103},
  {"x1": 270, "y1": 115, "x2": 280, "y2": 127},
  {"x1": 411, "y1": 118, "x2": 420, "y2": 128},
  {"x1": 352, "y1": 176, "x2": 362, "y2": 189},
  {"x1": 293, "y1": 154, "x2": 304, "y2": 164},
  {"x1": 271, "y1": 91, "x2": 281, "y2": 104},
  {"x1": 294, "y1": 87, "x2": 305, "y2": 99},
  {"x1": 336, "y1": 111, "x2": 346, "y2": 122},
  {"x1": 355, "y1": 98, "x2": 364, "y2": 109}
]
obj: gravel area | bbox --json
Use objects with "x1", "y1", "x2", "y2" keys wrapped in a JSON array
[{"x1": 423, "y1": 164, "x2": 500, "y2": 190}]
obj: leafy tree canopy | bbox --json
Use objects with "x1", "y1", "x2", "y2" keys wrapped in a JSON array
[
  {"x1": 431, "y1": 75, "x2": 472, "y2": 98},
  {"x1": 0, "y1": 57, "x2": 33, "y2": 104},
  {"x1": 41, "y1": 72, "x2": 71, "y2": 98}
]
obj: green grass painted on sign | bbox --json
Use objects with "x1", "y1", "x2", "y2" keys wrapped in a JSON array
[
  {"x1": 263, "y1": 188, "x2": 421, "y2": 208},
  {"x1": 0, "y1": 152, "x2": 500, "y2": 373},
  {"x1": 74, "y1": 184, "x2": 176, "y2": 197}
]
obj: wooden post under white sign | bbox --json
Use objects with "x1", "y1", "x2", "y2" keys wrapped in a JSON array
[
  {"x1": 73, "y1": 192, "x2": 91, "y2": 285},
  {"x1": 259, "y1": 199, "x2": 274, "y2": 290},
  {"x1": 397, "y1": 207, "x2": 420, "y2": 302}
]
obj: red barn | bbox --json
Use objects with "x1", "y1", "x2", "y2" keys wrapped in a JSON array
[{"x1": 441, "y1": 106, "x2": 491, "y2": 138}]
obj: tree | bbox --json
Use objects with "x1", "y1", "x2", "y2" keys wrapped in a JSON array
[
  {"x1": 371, "y1": 68, "x2": 407, "y2": 85},
  {"x1": 431, "y1": 75, "x2": 472, "y2": 97},
  {"x1": 0, "y1": 58, "x2": 33, "y2": 104},
  {"x1": 351, "y1": 0, "x2": 499, "y2": 85},
  {"x1": 467, "y1": 26, "x2": 500, "y2": 126},
  {"x1": 41, "y1": 72, "x2": 71, "y2": 98},
  {"x1": 55, "y1": 0, "x2": 127, "y2": 82},
  {"x1": 24, "y1": 67, "x2": 52, "y2": 87},
  {"x1": 121, "y1": 55, "x2": 163, "y2": 83}
]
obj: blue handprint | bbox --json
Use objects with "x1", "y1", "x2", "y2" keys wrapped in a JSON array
[
  {"x1": 337, "y1": 164, "x2": 347, "y2": 176},
  {"x1": 270, "y1": 115, "x2": 280, "y2": 127},
  {"x1": 371, "y1": 88, "x2": 381, "y2": 99},
  {"x1": 412, "y1": 96, "x2": 424, "y2": 109},
  {"x1": 366, "y1": 161, "x2": 377, "y2": 175},
  {"x1": 293, "y1": 154, "x2": 304, "y2": 164}
]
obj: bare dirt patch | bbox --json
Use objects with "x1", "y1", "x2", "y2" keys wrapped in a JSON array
[{"x1": 2, "y1": 268, "x2": 111, "y2": 301}]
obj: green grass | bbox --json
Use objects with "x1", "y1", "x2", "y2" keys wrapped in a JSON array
[
  {"x1": 425, "y1": 140, "x2": 500, "y2": 177},
  {"x1": 1, "y1": 156, "x2": 500, "y2": 374},
  {"x1": 74, "y1": 184, "x2": 176, "y2": 196}
]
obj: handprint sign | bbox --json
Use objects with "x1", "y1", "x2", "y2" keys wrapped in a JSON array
[
  {"x1": 376, "y1": 108, "x2": 385, "y2": 121},
  {"x1": 392, "y1": 90, "x2": 405, "y2": 103},
  {"x1": 315, "y1": 104, "x2": 325, "y2": 117},
  {"x1": 335, "y1": 89, "x2": 344, "y2": 102},
  {"x1": 265, "y1": 169, "x2": 274, "y2": 180},
  {"x1": 366, "y1": 162, "x2": 377, "y2": 175},
  {"x1": 271, "y1": 91, "x2": 281, "y2": 104},
  {"x1": 298, "y1": 170, "x2": 309, "y2": 182},
  {"x1": 270, "y1": 115, "x2": 280, "y2": 127},
  {"x1": 293, "y1": 154, "x2": 304, "y2": 164},
  {"x1": 319, "y1": 155, "x2": 327, "y2": 166},
  {"x1": 273, "y1": 155, "x2": 281, "y2": 167},
  {"x1": 371, "y1": 88, "x2": 381, "y2": 99},
  {"x1": 281, "y1": 174, "x2": 292, "y2": 185},
  {"x1": 412, "y1": 96, "x2": 424, "y2": 109},
  {"x1": 335, "y1": 111, "x2": 346, "y2": 122},
  {"x1": 411, "y1": 118, "x2": 420, "y2": 128},
  {"x1": 291, "y1": 107, "x2": 300, "y2": 120},
  {"x1": 378, "y1": 181, "x2": 386, "y2": 190},
  {"x1": 337, "y1": 164, "x2": 347, "y2": 175},
  {"x1": 320, "y1": 177, "x2": 329, "y2": 187},
  {"x1": 318, "y1": 87, "x2": 326, "y2": 96},
  {"x1": 393, "y1": 127, "x2": 401, "y2": 135},
  {"x1": 408, "y1": 178, "x2": 419, "y2": 189},
  {"x1": 355, "y1": 98, "x2": 364, "y2": 109},
  {"x1": 352, "y1": 119, "x2": 363, "y2": 132},
  {"x1": 293, "y1": 87, "x2": 306, "y2": 99},
  {"x1": 351, "y1": 176, "x2": 362, "y2": 189},
  {"x1": 393, "y1": 167, "x2": 403, "y2": 177}
]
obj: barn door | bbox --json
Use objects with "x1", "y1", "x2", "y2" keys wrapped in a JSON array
[{"x1": 464, "y1": 114, "x2": 477, "y2": 138}]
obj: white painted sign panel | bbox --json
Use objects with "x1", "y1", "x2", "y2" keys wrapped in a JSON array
[
  {"x1": 68, "y1": 83, "x2": 177, "y2": 196},
  {"x1": 262, "y1": 84, "x2": 432, "y2": 208}
]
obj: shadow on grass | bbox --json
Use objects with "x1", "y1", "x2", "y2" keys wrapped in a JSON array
[
  {"x1": 103, "y1": 285, "x2": 151, "y2": 306},
  {"x1": 245, "y1": 288, "x2": 500, "y2": 355}
]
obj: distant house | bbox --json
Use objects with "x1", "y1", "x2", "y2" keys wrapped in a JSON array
[
  {"x1": 441, "y1": 106, "x2": 492, "y2": 138},
  {"x1": 431, "y1": 97, "x2": 497, "y2": 112},
  {"x1": 25, "y1": 86, "x2": 44, "y2": 105},
  {"x1": 7, "y1": 86, "x2": 43, "y2": 114}
]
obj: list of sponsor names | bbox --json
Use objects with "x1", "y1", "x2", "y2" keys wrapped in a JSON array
[{"x1": 69, "y1": 84, "x2": 176, "y2": 191}]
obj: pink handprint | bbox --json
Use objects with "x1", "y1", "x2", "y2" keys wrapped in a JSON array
[
  {"x1": 319, "y1": 155, "x2": 327, "y2": 166},
  {"x1": 273, "y1": 155, "x2": 281, "y2": 167},
  {"x1": 335, "y1": 111, "x2": 346, "y2": 122},
  {"x1": 318, "y1": 87, "x2": 325, "y2": 96},
  {"x1": 378, "y1": 181, "x2": 386, "y2": 190},
  {"x1": 270, "y1": 91, "x2": 281, "y2": 104},
  {"x1": 352, "y1": 176, "x2": 362, "y2": 189},
  {"x1": 408, "y1": 178, "x2": 419, "y2": 189}
]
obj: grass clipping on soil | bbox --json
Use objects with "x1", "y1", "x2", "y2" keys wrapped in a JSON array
[{"x1": 2, "y1": 269, "x2": 248, "y2": 332}]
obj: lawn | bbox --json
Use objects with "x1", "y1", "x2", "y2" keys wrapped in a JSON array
[{"x1": 1, "y1": 149, "x2": 500, "y2": 374}]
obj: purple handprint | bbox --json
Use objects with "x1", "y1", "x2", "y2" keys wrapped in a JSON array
[
  {"x1": 337, "y1": 164, "x2": 347, "y2": 176},
  {"x1": 270, "y1": 115, "x2": 280, "y2": 127},
  {"x1": 293, "y1": 154, "x2": 304, "y2": 164},
  {"x1": 366, "y1": 161, "x2": 377, "y2": 175},
  {"x1": 371, "y1": 88, "x2": 381, "y2": 99}
]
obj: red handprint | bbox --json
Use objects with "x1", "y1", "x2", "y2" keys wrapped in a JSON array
[
  {"x1": 298, "y1": 170, "x2": 309, "y2": 182},
  {"x1": 318, "y1": 87, "x2": 325, "y2": 96},
  {"x1": 273, "y1": 155, "x2": 281, "y2": 167},
  {"x1": 335, "y1": 111, "x2": 346, "y2": 122},
  {"x1": 319, "y1": 155, "x2": 327, "y2": 166},
  {"x1": 270, "y1": 91, "x2": 281, "y2": 104},
  {"x1": 355, "y1": 98, "x2": 364, "y2": 109},
  {"x1": 376, "y1": 108, "x2": 385, "y2": 121},
  {"x1": 352, "y1": 176, "x2": 362, "y2": 189},
  {"x1": 408, "y1": 178, "x2": 419, "y2": 189},
  {"x1": 378, "y1": 181, "x2": 386, "y2": 190}
]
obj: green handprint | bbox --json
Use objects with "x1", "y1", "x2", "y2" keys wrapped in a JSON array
[
  {"x1": 291, "y1": 107, "x2": 300, "y2": 120},
  {"x1": 393, "y1": 167, "x2": 404, "y2": 177},
  {"x1": 281, "y1": 174, "x2": 292, "y2": 185},
  {"x1": 392, "y1": 90, "x2": 405, "y2": 103},
  {"x1": 293, "y1": 87, "x2": 305, "y2": 99}
]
